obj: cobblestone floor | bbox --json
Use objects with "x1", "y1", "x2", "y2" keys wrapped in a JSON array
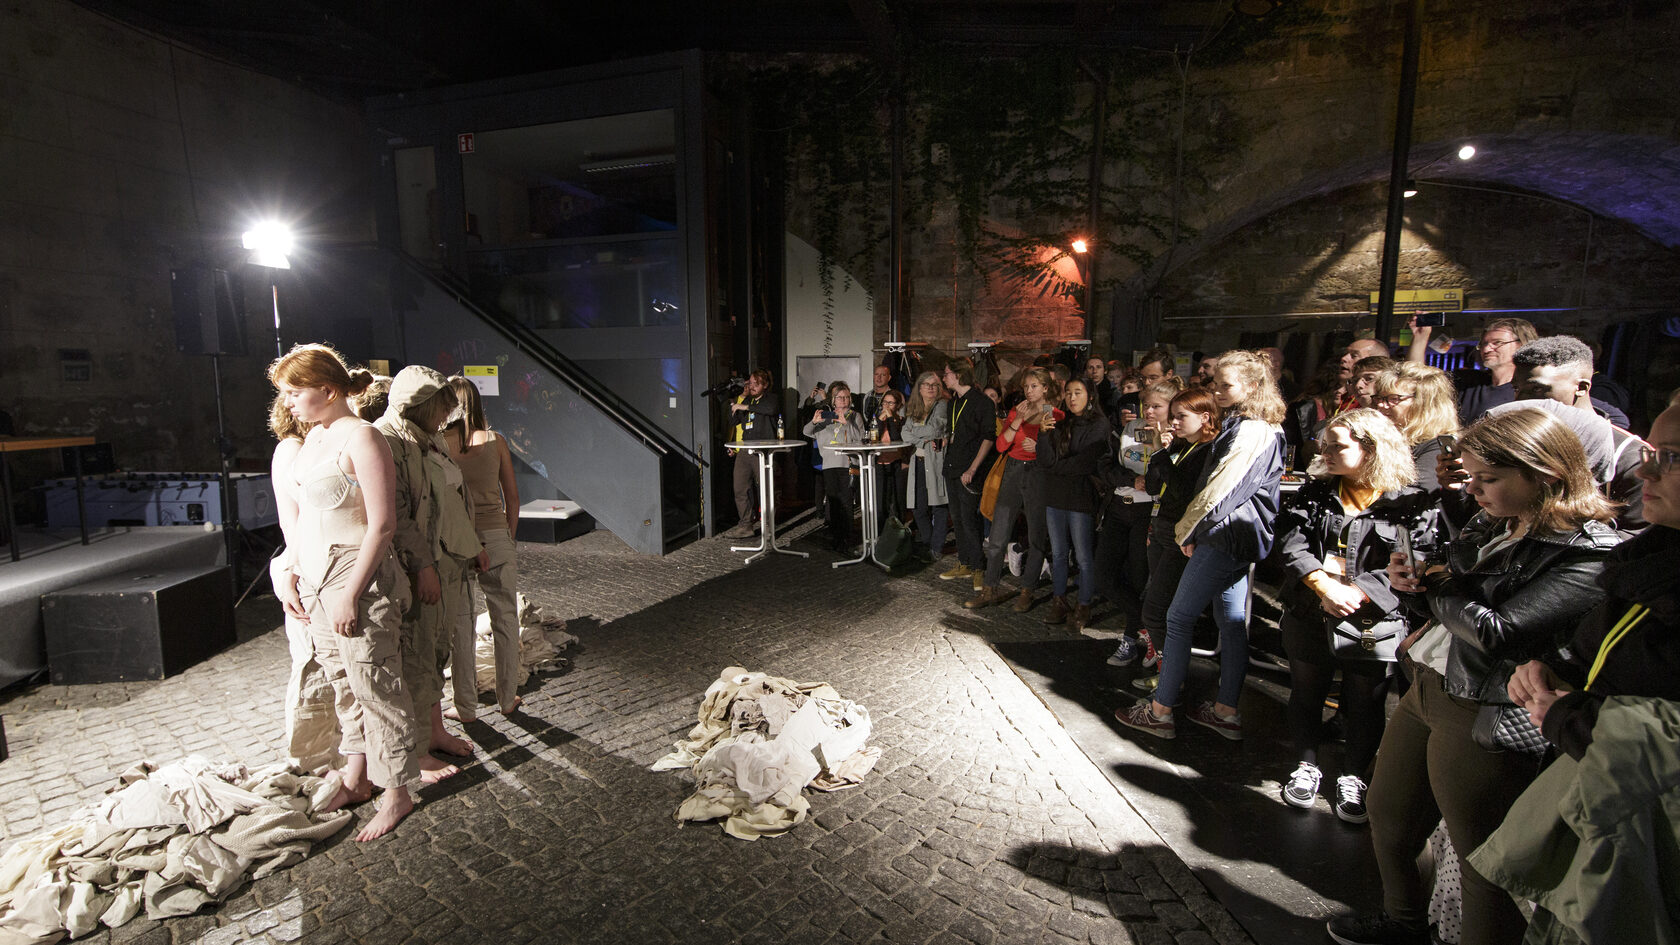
[{"x1": 1, "y1": 525, "x2": 1257, "y2": 945}]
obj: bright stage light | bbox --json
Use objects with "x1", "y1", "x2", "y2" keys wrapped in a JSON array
[{"x1": 242, "y1": 222, "x2": 294, "y2": 269}]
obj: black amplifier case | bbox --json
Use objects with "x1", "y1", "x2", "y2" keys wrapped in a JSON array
[{"x1": 41, "y1": 567, "x2": 235, "y2": 684}]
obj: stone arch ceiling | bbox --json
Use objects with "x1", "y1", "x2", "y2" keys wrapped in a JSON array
[{"x1": 1138, "y1": 130, "x2": 1680, "y2": 292}]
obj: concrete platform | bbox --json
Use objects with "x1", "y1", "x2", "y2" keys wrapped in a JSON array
[
  {"x1": 0, "y1": 526, "x2": 227, "y2": 688},
  {"x1": 0, "y1": 526, "x2": 1289, "y2": 945}
]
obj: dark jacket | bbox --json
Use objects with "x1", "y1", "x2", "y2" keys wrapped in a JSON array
[
  {"x1": 1401, "y1": 512, "x2": 1619, "y2": 704},
  {"x1": 1035, "y1": 411, "x2": 1112, "y2": 514},
  {"x1": 1182, "y1": 412, "x2": 1285, "y2": 563},
  {"x1": 1539, "y1": 525, "x2": 1680, "y2": 760},
  {"x1": 734, "y1": 392, "x2": 780, "y2": 442},
  {"x1": 1145, "y1": 438, "x2": 1212, "y2": 527},
  {"x1": 1273, "y1": 478, "x2": 1442, "y2": 623},
  {"x1": 943, "y1": 387, "x2": 997, "y2": 479},
  {"x1": 1283, "y1": 396, "x2": 1328, "y2": 472}
]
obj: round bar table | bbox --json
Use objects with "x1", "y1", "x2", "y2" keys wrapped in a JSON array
[
  {"x1": 828, "y1": 441, "x2": 905, "y2": 570},
  {"x1": 724, "y1": 440, "x2": 808, "y2": 563}
]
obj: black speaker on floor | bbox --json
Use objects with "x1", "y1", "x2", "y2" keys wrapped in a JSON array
[
  {"x1": 41, "y1": 566, "x2": 235, "y2": 684},
  {"x1": 171, "y1": 267, "x2": 245, "y2": 356}
]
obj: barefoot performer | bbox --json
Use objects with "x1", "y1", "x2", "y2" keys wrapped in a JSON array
[
  {"x1": 270, "y1": 345, "x2": 420, "y2": 841},
  {"x1": 376, "y1": 366, "x2": 484, "y2": 773}
]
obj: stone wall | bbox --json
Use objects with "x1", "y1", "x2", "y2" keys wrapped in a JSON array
[
  {"x1": 775, "y1": 0, "x2": 1680, "y2": 381},
  {"x1": 0, "y1": 0, "x2": 371, "y2": 475}
]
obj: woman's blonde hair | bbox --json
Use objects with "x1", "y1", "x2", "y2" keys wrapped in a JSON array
[
  {"x1": 1372, "y1": 362, "x2": 1458, "y2": 445},
  {"x1": 906, "y1": 371, "x2": 945, "y2": 422},
  {"x1": 447, "y1": 376, "x2": 489, "y2": 437},
  {"x1": 1459, "y1": 407, "x2": 1618, "y2": 533},
  {"x1": 1323, "y1": 408, "x2": 1417, "y2": 494},
  {"x1": 1213, "y1": 350, "x2": 1287, "y2": 424},
  {"x1": 1141, "y1": 377, "x2": 1186, "y2": 404},
  {"x1": 267, "y1": 393, "x2": 311, "y2": 442}
]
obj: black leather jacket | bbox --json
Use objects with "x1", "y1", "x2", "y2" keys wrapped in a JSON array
[
  {"x1": 1401, "y1": 513, "x2": 1619, "y2": 704},
  {"x1": 1273, "y1": 478, "x2": 1442, "y2": 623}
]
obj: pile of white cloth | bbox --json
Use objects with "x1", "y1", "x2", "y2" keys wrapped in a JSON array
[
  {"x1": 0, "y1": 758, "x2": 351, "y2": 944},
  {"x1": 653, "y1": 667, "x2": 880, "y2": 841},
  {"x1": 448, "y1": 594, "x2": 577, "y2": 695}
]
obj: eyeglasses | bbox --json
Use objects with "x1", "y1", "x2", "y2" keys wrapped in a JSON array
[
  {"x1": 1479, "y1": 337, "x2": 1518, "y2": 350},
  {"x1": 1374, "y1": 395, "x2": 1414, "y2": 407},
  {"x1": 1639, "y1": 447, "x2": 1680, "y2": 475}
]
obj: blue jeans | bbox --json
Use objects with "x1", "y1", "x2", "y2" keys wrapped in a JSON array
[
  {"x1": 1154, "y1": 542, "x2": 1251, "y2": 710},
  {"x1": 1045, "y1": 507, "x2": 1097, "y2": 604}
]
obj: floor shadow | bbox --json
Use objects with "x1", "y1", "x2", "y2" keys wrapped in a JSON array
[{"x1": 991, "y1": 637, "x2": 1380, "y2": 945}]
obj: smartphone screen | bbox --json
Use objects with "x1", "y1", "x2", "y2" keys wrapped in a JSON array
[{"x1": 1395, "y1": 528, "x2": 1416, "y2": 571}]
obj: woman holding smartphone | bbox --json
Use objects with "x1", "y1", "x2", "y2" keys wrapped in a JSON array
[
  {"x1": 1035, "y1": 378, "x2": 1113, "y2": 631},
  {"x1": 967, "y1": 367, "x2": 1060, "y2": 611},
  {"x1": 1273, "y1": 409, "x2": 1438, "y2": 823},
  {"x1": 1115, "y1": 350, "x2": 1285, "y2": 741},
  {"x1": 803, "y1": 381, "x2": 865, "y2": 551},
  {"x1": 1328, "y1": 408, "x2": 1619, "y2": 945}
]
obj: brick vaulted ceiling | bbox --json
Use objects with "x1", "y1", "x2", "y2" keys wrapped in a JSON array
[{"x1": 69, "y1": 0, "x2": 1247, "y2": 99}]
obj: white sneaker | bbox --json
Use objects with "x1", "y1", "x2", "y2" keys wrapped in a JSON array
[
  {"x1": 1005, "y1": 542, "x2": 1024, "y2": 578},
  {"x1": 1282, "y1": 762, "x2": 1321, "y2": 809}
]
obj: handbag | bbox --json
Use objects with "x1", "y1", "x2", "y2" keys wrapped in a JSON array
[
  {"x1": 1471, "y1": 703, "x2": 1551, "y2": 756},
  {"x1": 1326, "y1": 599, "x2": 1406, "y2": 662},
  {"x1": 875, "y1": 516, "x2": 915, "y2": 568},
  {"x1": 979, "y1": 455, "x2": 1007, "y2": 519}
]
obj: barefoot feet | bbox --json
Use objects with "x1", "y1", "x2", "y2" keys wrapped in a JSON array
[
  {"x1": 432, "y1": 731, "x2": 473, "y2": 757},
  {"x1": 419, "y1": 754, "x2": 460, "y2": 784},
  {"x1": 499, "y1": 696, "x2": 523, "y2": 715},
  {"x1": 320, "y1": 780, "x2": 374, "y2": 813},
  {"x1": 355, "y1": 788, "x2": 414, "y2": 842},
  {"x1": 442, "y1": 705, "x2": 476, "y2": 723}
]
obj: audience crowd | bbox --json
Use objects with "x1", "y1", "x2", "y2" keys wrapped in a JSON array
[{"x1": 778, "y1": 318, "x2": 1677, "y2": 945}]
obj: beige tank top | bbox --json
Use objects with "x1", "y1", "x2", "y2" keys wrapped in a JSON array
[
  {"x1": 455, "y1": 433, "x2": 507, "y2": 532},
  {"x1": 291, "y1": 420, "x2": 372, "y2": 586}
]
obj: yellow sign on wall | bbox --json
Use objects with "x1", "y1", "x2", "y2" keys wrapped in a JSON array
[
  {"x1": 464, "y1": 365, "x2": 499, "y2": 397},
  {"x1": 1368, "y1": 289, "x2": 1464, "y2": 314}
]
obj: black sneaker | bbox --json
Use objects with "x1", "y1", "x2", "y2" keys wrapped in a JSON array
[
  {"x1": 1335, "y1": 775, "x2": 1370, "y2": 824},
  {"x1": 1326, "y1": 913, "x2": 1428, "y2": 945}
]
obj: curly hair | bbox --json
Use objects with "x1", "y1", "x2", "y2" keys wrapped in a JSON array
[
  {"x1": 1322, "y1": 408, "x2": 1417, "y2": 494},
  {"x1": 1213, "y1": 350, "x2": 1287, "y2": 424},
  {"x1": 1372, "y1": 362, "x2": 1458, "y2": 445},
  {"x1": 1512, "y1": 335, "x2": 1593, "y2": 371},
  {"x1": 267, "y1": 392, "x2": 311, "y2": 442},
  {"x1": 1459, "y1": 407, "x2": 1618, "y2": 534}
]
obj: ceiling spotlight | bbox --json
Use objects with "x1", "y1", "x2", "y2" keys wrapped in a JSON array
[
  {"x1": 1403, "y1": 181, "x2": 1419, "y2": 198},
  {"x1": 1457, "y1": 144, "x2": 1477, "y2": 161},
  {"x1": 1070, "y1": 238, "x2": 1089, "y2": 254}
]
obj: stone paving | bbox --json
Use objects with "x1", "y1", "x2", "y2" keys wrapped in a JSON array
[{"x1": 1, "y1": 523, "x2": 1258, "y2": 945}]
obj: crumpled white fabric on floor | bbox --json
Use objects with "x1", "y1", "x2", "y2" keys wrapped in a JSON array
[
  {"x1": 0, "y1": 757, "x2": 351, "y2": 945},
  {"x1": 654, "y1": 666, "x2": 877, "y2": 840}
]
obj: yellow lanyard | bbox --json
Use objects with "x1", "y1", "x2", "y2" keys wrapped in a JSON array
[
  {"x1": 1585, "y1": 603, "x2": 1651, "y2": 692},
  {"x1": 952, "y1": 395, "x2": 967, "y2": 433}
]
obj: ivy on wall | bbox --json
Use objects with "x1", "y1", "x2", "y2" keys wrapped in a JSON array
[{"x1": 716, "y1": 6, "x2": 1319, "y2": 314}]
